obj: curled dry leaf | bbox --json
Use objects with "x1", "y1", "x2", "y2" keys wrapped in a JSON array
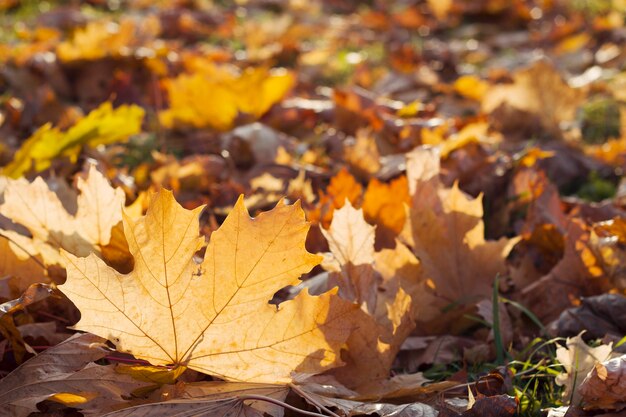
[
  {"x1": 518, "y1": 219, "x2": 614, "y2": 323},
  {"x1": 578, "y1": 354, "x2": 626, "y2": 411},
  {"x1": 59, "y1": 190, "x2": 359, "y2": 383},
  {"x1": 555, "y1": 332, "x2": 613, "y2": 405},
  {"x1": 0, "y1": 333, "x2": 149, "y2": 417}
]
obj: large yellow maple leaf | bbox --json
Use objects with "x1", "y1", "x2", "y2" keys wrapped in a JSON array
[{"x1": 59, "y1": 191, "x2": 358, "y2": 383}]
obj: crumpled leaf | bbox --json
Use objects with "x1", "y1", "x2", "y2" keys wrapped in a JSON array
[
  {"x1": 0, "y1": 333, "x2": 149, "y2": 417},
  {"x1": 555, "y1": 332, "x2": 613, "y2": 405},
  {"x1": 159, "y1": 63, "x2": 294, "y2": 131},
  {"x1": 3, "y1": 102, "x2": 144, "y2": 178},
  {"x1": 518, "y1": 219, "x2": 614, "y2": 323},
  {"x1": 0, "y1": 165, "x2": 130, "y2": 270},
  {"x1": 59, "y1": 190, "x2": 359, "y2": 383},
  {"x1": 578, "y1": 354, "x2": 626, "y2": 410}
]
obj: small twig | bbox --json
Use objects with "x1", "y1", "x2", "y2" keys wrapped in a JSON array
[
  {"x1": 289, "y1": 383, "x2": 342, "y2": 417},
  {"x1": 237, "y1": 394, "x2": 336, "y2": 417},
  {"x1": 36, "y1": 310, "x2": 72, "y2": 324}
]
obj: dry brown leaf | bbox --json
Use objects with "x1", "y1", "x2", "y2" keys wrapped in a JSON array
[
  {"x1": 0, "y1": 333, "x2": 148, "y2": 417},
  {"x1": 518, "y1": 219, "x2": 614, "y2": 323},
  {"x1": 60, "y1": 190, "x2": 359, "y2": 383},
  {"x1": 104, "y1": 381, "x2": 290, "y2": 417},
  {"x1": 103, "y1": 397, "x2": 264, "y2": 417},
  {"x1": 404, "y1": 146, "x2": 517, "y2": 306},
  {"x1": 0, "y1": 232, "x2": 49, "y2": 297},
  {"x1": 319, "y1": 202, "x2": 416, "y2": 393},
  {"x1": 578, "y1": 354, "x2": 626, "y2": 411}
]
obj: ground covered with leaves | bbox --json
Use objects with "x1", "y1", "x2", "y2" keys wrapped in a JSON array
[{"x1": 0, "y1": 0, "x2": 625, "y2": 416}]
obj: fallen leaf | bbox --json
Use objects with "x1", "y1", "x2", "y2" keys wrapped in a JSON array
[
  {"x1": 102, "y1": 397, "x2": 264, "y2": 417},
  {"x1": 298, "y1": 382, "x2": 438, "y2": 417},
  {"x1": 555, "y1": 332, "x2": 613, "y2": 405},
  {"x1": 0, "y1": 333, "x2": 148, "y2": 417},
  {"x1": 518, "y1": 219, "x2": 614, "y2": 323},
  {"x1": 482, "y1": 60, "x2": 584, "y2": 138},
  {"x1": 404, "y1": 146, "x2": 517, "y2": 306},
  {"x1": 308, "y1": 168, "x2": 363, "y2": 229},
  {"x1": 3, "y1": 102, "x2": 144, "y2": 178},
  {"x1": 159, "y1": 63, "x2": 294, "y2": 131},
  {"x1": 556, "y1": 294, "x2": 626, "y2": 342},
  {"x1": 363, "y1": 175, "x2": 410, "y2": 245},
  {"x1": 578, "y1": 354, "x2": 626, "y2": 411},
  {"x1": 0, "y1": 165, "x2": 129, "y2": 269},
  {"x1": 59, "y1": 190, "x2": 358, "y2": 383},
  {"x1": 321, "y1": 201, "x2": 379, "y2": 311}
]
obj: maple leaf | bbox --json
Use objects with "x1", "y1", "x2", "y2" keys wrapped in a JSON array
[
  {"x1": 321, "y1": 201, "x2": 379, "y2": 311},
  {"x1": 0, "y1": 165, "x2": 129, "y2": 269},
  {"x1": 159, "y1": 63, "x2": 294, "y2": 131},
  {"x1": 319, "y1": 202, "x2": 417, "y2": 392},
  {"x1": 403, "y1": 146, "x2": 517, "y2": 305},
  {"x1": 3, "y1": 102, "x2": 144, "y2": 178},
  {"x1": 59, "y1": 190, "x2": 358, "y2": 383}
]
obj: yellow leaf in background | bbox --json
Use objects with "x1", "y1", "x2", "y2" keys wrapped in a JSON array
[
  {"x1": 3, "y1": 102, "x2": 144, "y2": 178},
  {"x1": 454, "y1": 75, "x2": 489, "y2": 101},
  {"x1": 56, "y1": 16, "x2": 161, "y2": 62},
  {"x1": 159, "y1": 64, "x2": 294, "y2": 130},
  {"x1": 60, "y1": 191, "x2": 358, "y2": 383}
]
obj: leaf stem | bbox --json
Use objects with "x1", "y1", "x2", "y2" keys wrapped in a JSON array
[
  {"x1": 289, "y1": 383, "x2": 342, "y2": 417},
  {"x1": 237, "y1": 394, "x2": 336, "y2": 417}
]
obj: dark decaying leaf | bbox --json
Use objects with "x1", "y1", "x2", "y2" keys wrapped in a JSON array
[{"x1": 0, "y1": 333, "x2": 149, "y2": 416}]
